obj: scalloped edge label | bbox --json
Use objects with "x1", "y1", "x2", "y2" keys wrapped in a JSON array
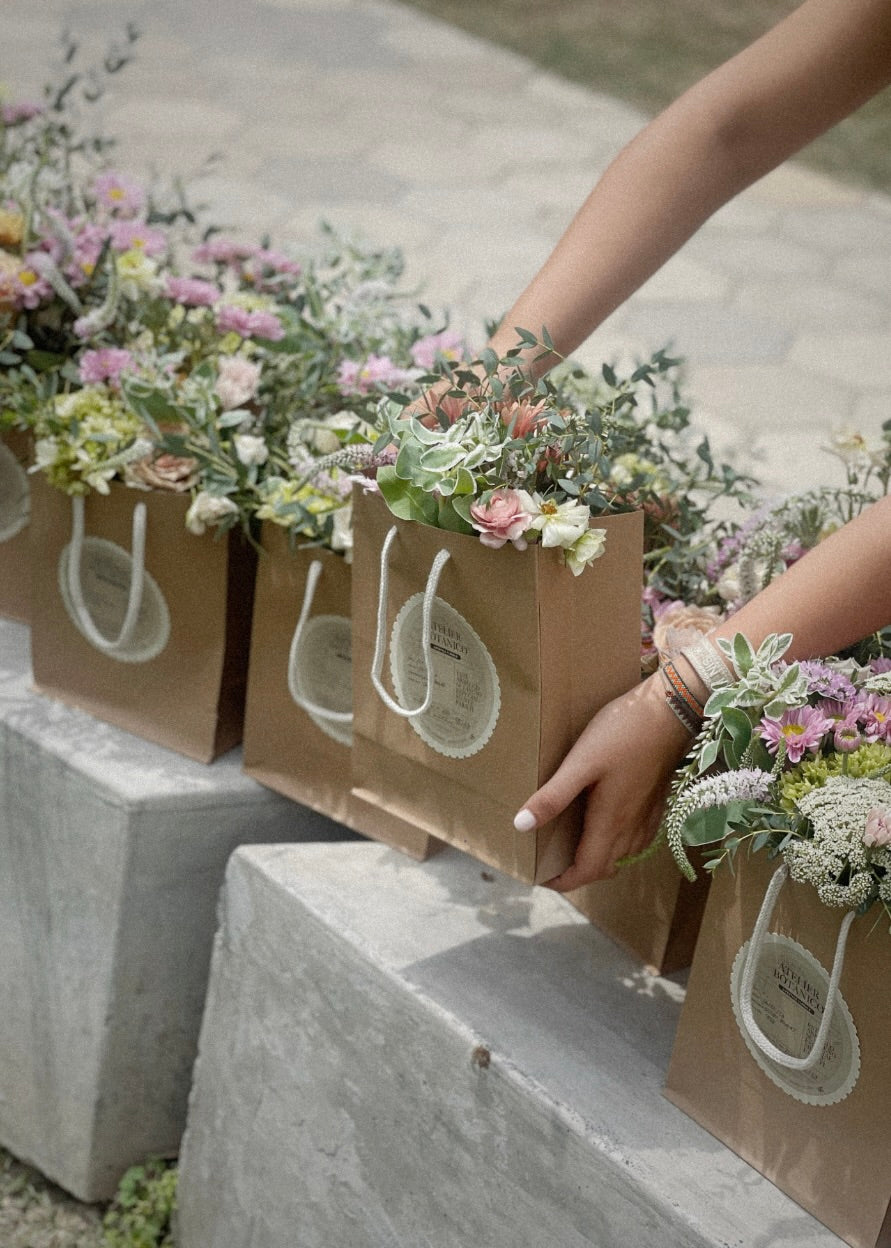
[
  {"x1": 59, "y1": 537, "x2": 170, "y2": 664},
  {"x1": 288, "y1": 613, "x2": 353, "y2": 748},
  {"x1": 731, "y1": 933, "x2": 860, "y2": 1106},
  {"x1": 0, "y1": 442, "x2": 30, "y2": 542},
  {"x1": 389, "y1": 593, "x2": 500, "y2": 759}
]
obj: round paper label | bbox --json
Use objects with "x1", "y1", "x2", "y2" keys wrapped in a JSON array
[
  {"x1": 59, "y1": 537, "x2": 170, "y2": 664},
  {"x1": 731, "y1": 933, "x2": 860, "y2": 1106},
  {"x1": 389, "y1": 594, "x2": 500, "y2": 759},
  {"x1": 288, "y1": 614, "x2": 353, "y2": 747},
  {"x1": 0, "y1": 442, "x2": 30, "y2": 542}
]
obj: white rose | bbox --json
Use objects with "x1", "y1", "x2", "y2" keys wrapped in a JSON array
[
  {"x1": 233, "y1": 434, "x2": 269, "y2": 467},
  {"x1": 185, "y1": 491, "x2": 240, "y2": 535},
  {"x1": 216, "y1": 357, "x2": 261, "y2": 410}
]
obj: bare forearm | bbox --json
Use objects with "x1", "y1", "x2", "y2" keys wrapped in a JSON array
[
  {"x1": 711, "y1": 494, "x2": 891, "y2": 661},
  {"x1": 488, "y1": 0, "x2": 891, "y2": 374}
]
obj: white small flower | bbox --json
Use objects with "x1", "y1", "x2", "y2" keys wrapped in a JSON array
[
  {"x1": 185, "y1": 492, "x2": 239, "y2": 535},
  {"x1": 329, "y1": 501, "x2": 353, "y2": 562},
  {"x1": 115, "y1": 249, "x2": 160, "y2": 300},
  {"x1": 33, "y1": 437, "x2": 59, "y2": 469},
  {"x1": 563, "y1": 527, "x2": 607, "y2": 576},
  {"x1": 233, "y1": 434, "x2": 268, "y2": 467},
  {"x1": 522, "y1": 494, "x2": 591, "y2": 550}
]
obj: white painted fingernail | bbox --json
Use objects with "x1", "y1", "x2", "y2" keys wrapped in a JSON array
[{"x1": 513, "y1": 808, "x2": 537, "y2": 832}]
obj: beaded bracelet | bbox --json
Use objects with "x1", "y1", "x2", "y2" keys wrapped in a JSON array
[{"x1": 679, "y1": 635, "x2": 732, "y2": 693}]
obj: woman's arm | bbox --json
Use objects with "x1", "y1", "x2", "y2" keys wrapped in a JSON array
[
  {"x1": 516, "y1": 494, "x2": 891, "y2": 891},
  {"x1": 488, "y1": 0, "x2": 891, "y2": 374}
]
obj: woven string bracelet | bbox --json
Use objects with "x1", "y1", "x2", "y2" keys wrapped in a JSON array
[
  {"x1": 660, "y1": 658, "x2": 705, "y2": 735},
  {"x1": 679, "y1": 635, "x2": 732, "y2": 693}
]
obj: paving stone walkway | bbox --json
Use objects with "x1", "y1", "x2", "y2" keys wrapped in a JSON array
[{"x1": 8, "y1": 0, "x2": 891, "y2": 496}]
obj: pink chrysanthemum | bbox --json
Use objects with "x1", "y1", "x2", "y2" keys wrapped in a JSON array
[
  {"x1": 1, "y1": 101, "x2": 43, "y2": 125},
  {"x1": 859, "y1": 694, "x2": 891, "y2": 743},
  {"x1": 834, "y1": 719, "x2": 863, "y2": 753},
  {"x1": 13, "y1": 257, "x2": 52, "y2": 309},
  {"x1": 192, "y1": 238, "x2": 257, "y2": 265},
  {"x1": 759, "y1": 705, "x2": 832, "y2": 764},
  {"x1": 410, "y1": 330, "x2": 466, "y2": 371},
  {"x1": 107, "y1": 220, "x2": 168, "y2": 256},
  {"x1": 78, "y1": 347, "x2": 137, "y2": 386},
  {"x1": 92, "y1": 172, "x2": 146, "y2": 218},
  {"x1": 165, "y1": 276, "x2": 220, "y2": 307},
  {"x1": 215, "y1": 304, "x2": 285, "y2": 342},
  {"x1": 337, "y1": 355, "x2": 416, "y2": 395},
  {"x1": 240, "y1": 248, "x2": 302, "y2": 286}
]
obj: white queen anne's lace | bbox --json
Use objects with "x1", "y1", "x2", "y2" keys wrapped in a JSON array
[{"x1": 787, "y1": 775, "x2": 891, "y2": 908}]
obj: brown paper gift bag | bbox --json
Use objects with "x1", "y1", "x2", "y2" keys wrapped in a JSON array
[
  {"x1": 350, "y1": 485, "x2": 644, "y2": 885},
  {"x1": 0, "y1": 430, "x2": 33, "y2": 623},
  {"x1": 29, "y1": 475, "x2": 255, "y2": 762},
  {"x1": 665, "y1": 849, "x2": 891, "y2": 1248},
  {"x1": 242, "y1": 522, "x2": 438, "y2": 859},
  {"x1": 566, "y1": 842, "x2": 710, "y2": 974}
]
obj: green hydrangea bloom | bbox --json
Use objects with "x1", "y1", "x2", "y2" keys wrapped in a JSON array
[{"x1": 780, "y1": 742, "x2": 891, "y2": 810}]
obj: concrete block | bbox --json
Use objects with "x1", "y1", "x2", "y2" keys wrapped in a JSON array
[
  {"x1": 177, "y1": 842, "x2": 842, "y2": 1248},
  {"x1": 0, "y1": 620, "x2": 357, "y2": 1202}
]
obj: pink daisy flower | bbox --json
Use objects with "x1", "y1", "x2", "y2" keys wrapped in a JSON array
[
  {"x1": 92, "y1": 172, "x2": 146, "y2": 218},
  {"x1": 13, "y1": 257, "x2": 53, "y2": 309},
  {"x1": 832, "y1": 711, "x2": 863, "y2": 753},
  {"x1": 410, "y1": 330, "x2": 467, "y2": 371},
  {"x1": 107, "y1": 220, "x2": 168, "y2": 256},
  {"x1": 759, "y1": 705, "x2": 832, "y2": 764},
  {"x1": 859, "y1": 694, "x2": 891, "y2": 743}
]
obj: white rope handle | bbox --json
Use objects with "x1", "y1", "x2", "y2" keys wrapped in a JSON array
[
  {"x1": 67, "y1": 494, "x2": 147, "y2": 652},
  {"x1": 371, "y1": 525, "x2": 451, "y2": 718},
  {"x1": 739, "y1": 862, "x2": 857, "y2": 1071},
  {"x1": 286, "y1": 558, "x2": 353, "y2": 724}
]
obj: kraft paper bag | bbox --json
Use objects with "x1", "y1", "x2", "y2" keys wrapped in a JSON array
[
  {"x1": 566, "y1": 842, "x2": 711, "y2": 974},
  {"x1": 0, "y1": 430, "x2": 33, "y2": 623},
  {"x1": 665, "y1": 849, "x2": 891, "y2": 1248},
  {"x1": 242, "y1": 523, "x2": 439, "y2": 859},
  {"x1": 29, "y1": 475, "x2": 255, "y2": 762},
  {"x1": 350, "y1": 486, "x2": 644, "y2": 885}
]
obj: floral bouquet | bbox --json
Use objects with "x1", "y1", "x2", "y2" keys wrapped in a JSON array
[
  {"x1": 645, "y1": 421, "x2": 891, "y2": 678},
  {"x1": 664, "y1": 631, "x2": 891, "y2": 919},
  {"x1": 362, "y1": 336, "x2": 754, "y2": 581}
]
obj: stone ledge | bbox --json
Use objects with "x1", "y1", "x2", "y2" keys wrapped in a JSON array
[
  {"x1": 0, "y1": 620, "x2": 356, "y2": 1202},
  {"x1": 178, "y1": 842, "x2": 842, "y2": 1247}
]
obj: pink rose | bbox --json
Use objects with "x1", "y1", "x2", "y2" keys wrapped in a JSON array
[
  {"x1": 863, "y1": 806, "x2": 891, "y2": 849},
  {"x1": 469, "y1": 489, "x2": 533, "y2": 551}
]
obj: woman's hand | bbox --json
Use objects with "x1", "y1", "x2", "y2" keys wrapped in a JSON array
[{"x1": 514, "y1": 672, "x2": 695, "y2": 892}]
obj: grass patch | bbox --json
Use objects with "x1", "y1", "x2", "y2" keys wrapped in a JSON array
[
  {"x1": 398, "y1": 0, "x2": 891, "y2": 192},
  {"x1": 0, "y1": 1147, "x2": 103, "y2": 1248}
]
